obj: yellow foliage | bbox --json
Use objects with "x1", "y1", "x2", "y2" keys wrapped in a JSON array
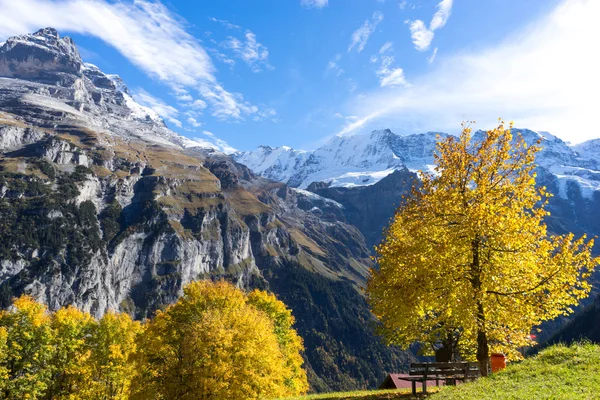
[
  {"x1": 0, "y1": 296, "x2": 54, "y2": 399},
  {"x1": 248, "y1": 290, "x2": 309, "y2": 396},
  {"x1": 132, "y1": 280, "x2": 307, "y2": 400},
  {"x1": 47, "y1": 306, "x2": 95, "y2": 399},
  {"x1": 368, "y1": 122, "x2": 598, "y2": 373},
  {"x1": 85, "y1": 312, "x2": 141, "y2": 400},
  {"x1": 0, "y1": 284, "x2": 307, "y2": 399}
]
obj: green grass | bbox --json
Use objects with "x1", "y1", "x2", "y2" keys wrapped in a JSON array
[
  {"x1": 287, "y1": 343, "x2": 600, "y2": 400},
  {"x1": 281, "y1": 388, "x2": 436, "y2": 400},
  {"x1": 431, "y1": 342, "x2": 600, "y2": 400}
]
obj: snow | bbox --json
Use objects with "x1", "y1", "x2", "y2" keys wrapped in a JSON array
[
  {"x1": 234, "y1": 145, "x2": 310, "y2": 183},
  {"x1": 21, "y1": 93, "x2": 85, "y2": 117},
  {"x1": 106, "y1": 74, "x2": 129, "y2": 94},
  {"x1": 236, "y1": 127, "x2": 600, "y2": 202},
  {"x1": 234, "y1": 129, "x2": 440, "y2": 188},
  {"x1": 292, "y1": 189, "x2": 343, "y2": 208},
  {"x1": 550, "y1": 165, "x2": 600, "y2": 199}
]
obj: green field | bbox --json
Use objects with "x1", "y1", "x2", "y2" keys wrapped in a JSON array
[
  {"x1": 431, "y1": 342, "x2": 600, "y2": 400},
  {"x1": 287, "y1": 343, "x2": 600, "y2": 400},
  {"x1": 280, "y1": 388, "x2": 434, "y2": 399}
]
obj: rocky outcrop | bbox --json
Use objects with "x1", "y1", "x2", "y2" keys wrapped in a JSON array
[
  {"x1": 307, "y1": 169, "x2": 417, "y2": 249},
  {"x1": 0, "y1": 28, "x2": 83, "y2": 85}
]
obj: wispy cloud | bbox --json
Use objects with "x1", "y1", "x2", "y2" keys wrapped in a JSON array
[
  {"x1": 0, "y1": 0, "x2": 272, "y2": 122},
  {"x1": 371, "y1": 42, "x2": 409, "y2": 88},
  {"x1": 338, "y1": 0, "x2": 600, "y2": 144},
  {"x1": 379, "y1": 41, "x2": 393, "y2": 54},
  {"x1": 427, "y1": 47, "x2": 438, "y2": 64},
  {"x1": 300, "y1": 0, "x2": 328, "y2": 9},
  {"x1": 222, "y1": 30, "x2": 271, "y2": 72},
  {"x1": 377, "y1": 60, "x2": 409, "y2": 88},
  {"x1": 186, "y1": 118, "x2": 202, "y2": 128},
  {"x1": 193, "y1": 130, "x2": 237, "y2": 154},
  {"x1": 348, "y1": 12, "x2": 384, "y2": 53},
  {"x1": 326, "y1": 54, "x2": 344, "y2": 77},
  {"x1": 209, "y1": 17, "x2": 241, "y2": 30},
  {"x1": 408, "y1": 0, "x2": 452, "y2": 51},
  {"x1": 133, "y1": 89, "x2": 182, "y2": 128}
]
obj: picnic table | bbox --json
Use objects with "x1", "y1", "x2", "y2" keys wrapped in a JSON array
[{"x1": 400, "y1": 361, "x2": 480, "y2": 395}]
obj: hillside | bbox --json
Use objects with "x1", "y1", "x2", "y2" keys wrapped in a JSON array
[
  {"x1": 431, "y1": 343, "x2": 600, "y2": 400},
  {"x1": 0, "y1": 28, "x2": 412, "y2": 392},
  {"x1": 544, "y1": 295, "x2": 600, "y2": 346}
]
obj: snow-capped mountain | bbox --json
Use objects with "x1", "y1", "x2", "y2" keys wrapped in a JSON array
[
  {"x1": 0, "y1": 28, "x2": 224, "y2": 153},
  {"x1": 234, "y1": 129, "x2": 446, "y2": 188},
  {"x1": 235, "y1": 127, "x2": 600, "y2": 199}
]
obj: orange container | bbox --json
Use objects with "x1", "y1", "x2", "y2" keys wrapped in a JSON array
[{"x1": 490, "y1": 353, "x2": 506, "y2": 372}]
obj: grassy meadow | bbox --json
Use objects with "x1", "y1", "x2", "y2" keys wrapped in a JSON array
[{"x1": 286, "y1": 343, "x2": 600, "y2": 400}]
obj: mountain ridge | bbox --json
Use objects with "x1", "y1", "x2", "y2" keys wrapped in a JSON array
[{"x1": 234, "y1": 127, "x2": 600, "y2": 200}]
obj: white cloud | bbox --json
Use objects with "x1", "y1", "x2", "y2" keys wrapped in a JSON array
[
  {"x1": 192, "y1": 130, "x2": 237, "y2": 154},
  {"x1": 209, "y1": 17, "x2": 241, "y2": 30},
  {"x1": 187, "y1": 117, "x2": 203, "y2": 128},
  {"x1": 338, "y1": 0, "x2": 600, "y2": 144},
  {"x1": 133, "y1": 89, "x2": 182, "y2": 128},
  {"x1": 189, "y1": 99, "x2": 208, "y2": 110},
  {"x1": 408, "y1": 0, "x2": 453, "y2": 51},
  {"x1": 376, "y1": 56, "x2": 409, "y2": 88},
  {"x1": 175, "y1": 93, "x2": 193, "y2": 102},
  {"x1": 348, "y1": 12, "x2": 384, "y2": 53},
  {"x1": 0, "y1": 0, "x2": 271, "y2": 121},
  {"x1": 222, "y1": 30, "x2": 271, "y2": 72},
  {"x1": 326, "y1": 61, "x2": 345, "y2": 77},
  {"x1": 427, "y1": 47, "x2": 438, "y2": 64},
  {"x1": 398, "y1": 0, "x2": 408, "y2": 10},
  {"x1": 379, "y1": 41, "x2": 393, "y2": 54},
  {"x1": 301, "y1": 0, "x2": 328, "y2": 9}
]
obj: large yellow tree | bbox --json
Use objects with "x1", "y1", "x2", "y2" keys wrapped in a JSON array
[
  {"x1": 132, "y1": 280, "x2": 308, "y2": 400},
  {"x1": 368, "y1": 122, "x2": 598, "y2": 375}
]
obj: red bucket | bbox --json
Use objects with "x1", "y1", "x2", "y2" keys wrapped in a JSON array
[{"x1": 490, "y1": 353, "x2": 506, "y2": 372}]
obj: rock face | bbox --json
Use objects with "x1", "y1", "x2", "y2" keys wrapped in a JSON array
[
  {"x1": 0, "y1": 28, "x2": 83, "y2": 85},
  {"x1": 307, "y1": 169, "x2": 417, "y2": 249},
  {"x1": 0, "y1": 28, "x2": 412, "y2": 392}
]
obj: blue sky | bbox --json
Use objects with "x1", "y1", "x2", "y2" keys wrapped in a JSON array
[{"x1": 0, "y1": 0, "x2": 598, "y2": 151}]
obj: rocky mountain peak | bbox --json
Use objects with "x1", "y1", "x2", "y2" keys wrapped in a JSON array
[{"x1": 0, "y1": 27, "x2": 83, "y2": 85}]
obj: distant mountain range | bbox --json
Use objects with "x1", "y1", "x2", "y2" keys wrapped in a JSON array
[{"x1": 234, "y1": 127, "x2": 600, "y2": 199}]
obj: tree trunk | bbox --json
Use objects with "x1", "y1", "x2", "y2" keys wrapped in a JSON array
[
  {"x1": 476, "y1": 302, "x2": 489, "y2": 377},
  {"x1": 471, "y1": 237, "x2": 489, "y2": 376}
]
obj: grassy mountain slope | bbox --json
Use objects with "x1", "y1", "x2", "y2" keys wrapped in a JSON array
[{"x1": 432, "y1": 343, "x2": 600, "y2": 400}]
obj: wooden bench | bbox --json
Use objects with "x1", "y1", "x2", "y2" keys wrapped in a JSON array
[{"x1": 400, "y1": 362, "x2": 480, "y2": 395}]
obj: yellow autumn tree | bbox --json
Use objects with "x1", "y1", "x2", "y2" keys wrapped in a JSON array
[
  {"x1": 85, "y1": 311, "x2": 141, "y2": 399},
  {"x1": 46, "y1": 305, "x2": 95, "y2": 399},
  {"x1": 132, "y1": 280, "x2": 303, "y2": 400},
  {"x1": 0, "y1": 296, "x2": 54, "y2": 399},
  {"x1": 368, "y1": 122, "x2": 598, "y2": 375},
  {"x1": 247, "y1": 290, "x2": 308, "y2": 396},
  {"x1": 0, "y1": 326, "x2": 9, "y2": 392}
]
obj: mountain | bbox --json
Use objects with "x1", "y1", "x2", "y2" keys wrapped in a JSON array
[
  {"x1": 0, "y1": 28, "x2": 414, "y2": 392},
  {"x1": 234, "y1": 129, "x2": 445, "y2": 188},
  {"x1": 238, "y1": 126, "x2": 600, "y2": 242}
]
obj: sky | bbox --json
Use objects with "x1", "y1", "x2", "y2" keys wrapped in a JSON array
[{"x1": 0, "y1": 0, "x2": 598, "y2": 152}]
